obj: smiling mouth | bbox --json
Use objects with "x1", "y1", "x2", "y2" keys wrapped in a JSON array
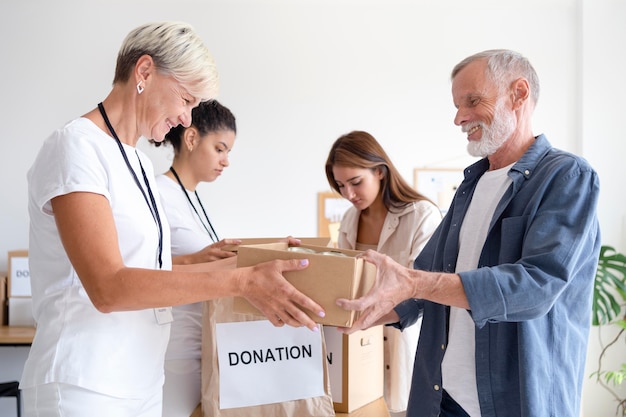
[{"x1": 465, "y1": 125, "x2": 481, "y2": 139}]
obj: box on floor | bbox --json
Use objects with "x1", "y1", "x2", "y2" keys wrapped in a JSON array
[{"x1": 324, "y1": 325, "x2": 384, "y2": 413}]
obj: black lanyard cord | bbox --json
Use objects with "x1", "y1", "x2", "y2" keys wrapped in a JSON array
[
  {"x1": 97, "y1": 102, "x2": 163, "y2": 269},
  {"x1": 169, "y1": 166, "x2": 219, "y2": 243}
]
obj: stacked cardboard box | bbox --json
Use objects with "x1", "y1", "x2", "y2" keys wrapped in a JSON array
[
  {"x1": 7, "y1": 250, "x2": 35, "y2": 326},
  {"x1": 324, "y1": 325, "x2": 384, "y2": 413}
]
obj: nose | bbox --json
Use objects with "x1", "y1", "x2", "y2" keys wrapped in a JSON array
[
  {"x1": 342, "y1": 185, "x2": 355, "y2": 200},
  {"x1": 180, "y1": 110, "x2": 192, "y2": 128},
  {"x1": 453, "y1": 107, "x2": 468, "y2": 127},
  {"x1": 221, "y1": 154, "x2": 230, "y2": 167}
]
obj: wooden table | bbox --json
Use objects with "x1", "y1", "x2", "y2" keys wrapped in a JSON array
[{"x1": 0, "y1": 326, "x2": 36, "y2": 345}]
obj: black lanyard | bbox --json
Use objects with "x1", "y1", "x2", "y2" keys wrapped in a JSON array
[
  {"x1": 169, "y1": 166, "x2": 219, "y2": 243},
  {"x1": 97, "y1": 102, "x2": 163, "y2": 269}
]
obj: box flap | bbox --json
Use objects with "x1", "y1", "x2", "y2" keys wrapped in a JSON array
[{"x1": 222, "y1": 237, "x2": 332, "y2": 253}]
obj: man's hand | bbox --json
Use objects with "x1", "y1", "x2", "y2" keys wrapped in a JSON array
[{"x1": 336, "y1": 250, "x2": 413, "y2": 334}]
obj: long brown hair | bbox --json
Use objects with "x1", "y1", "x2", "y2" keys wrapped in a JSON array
[{"x1": 325, "y1": 131, "x2": 433, "y2": 211}]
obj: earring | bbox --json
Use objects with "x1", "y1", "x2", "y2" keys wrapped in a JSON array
[
  {"x1": 136, "y1": 81, "x2": 144, "y2": 94},
  {"x1": 188, "y1": 146, "x2": 193, "y2": 152}
]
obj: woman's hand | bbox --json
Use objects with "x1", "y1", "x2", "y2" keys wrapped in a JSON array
[
  {"x1": 173, "y1": 238, "x2": 241, "y2": 265},
  {"x1": 237, "y1": 258, "x2": 325, "y2": 332}
]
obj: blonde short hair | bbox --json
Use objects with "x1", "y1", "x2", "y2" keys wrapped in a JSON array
[{"x1": 113, "y1": 21, "x2": 219, "y2": 101}]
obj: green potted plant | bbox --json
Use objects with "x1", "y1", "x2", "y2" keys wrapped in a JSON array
[{"x1": 591, "y1": 245, "x2": 626, "y2": 416}]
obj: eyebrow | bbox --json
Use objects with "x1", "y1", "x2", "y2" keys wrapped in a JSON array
[{"x1": 337, "y1": 175, "x2": 362, "y2": 184}]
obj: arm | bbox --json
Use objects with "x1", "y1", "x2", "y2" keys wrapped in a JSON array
[
  {"x1": 340, "y1": 155, "x2": 601, "y2": 333},
  {"x1": 52, "y1": 191, "x2": 325, "y2": 330},
  {"x1": 462, "y1": 161, "x2": 601, "y2": 326},
  {"x1": 336, "y1": 250, "x2": 469, "y2": 334}
]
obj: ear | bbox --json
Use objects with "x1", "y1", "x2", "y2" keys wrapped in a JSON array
[
  {"x1": 511, "y1": 77, "x2": 530, "y2": 110},
  {"x1": 135, "y1": 55, "x2": 155, "y2": 88},
  {"x1": 375, "y1": 166, "x2": 385, "y2": 180},
  {"x1": 183, "y1": 127, "x2": 198, "y2": 152}
]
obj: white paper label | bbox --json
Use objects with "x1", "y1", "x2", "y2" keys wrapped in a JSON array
[
  {"x1": 216, "y1": 320, "x2": 324, "y2": 409},
  {"x1": 9, "y1": 256, "x2": 31, "y2": 297}
]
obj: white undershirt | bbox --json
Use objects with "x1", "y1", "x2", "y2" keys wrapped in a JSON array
[{"x1": 441, "y1": 163, "x2": 513, "y2": 416}]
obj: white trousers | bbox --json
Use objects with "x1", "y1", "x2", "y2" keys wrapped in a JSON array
[
  {"x1": 162, "y1": 358, "x2": 202, "y2": 417},
  {"x1": 23, "y1": 382, "x2": 162, "y2": 417}
]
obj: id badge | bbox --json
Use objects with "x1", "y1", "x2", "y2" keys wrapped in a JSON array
[{"x1": 154, "y1": 307, "x2": 173, "y2": 325}]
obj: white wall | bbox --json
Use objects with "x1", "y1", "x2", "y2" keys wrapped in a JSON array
[
  {"x1": 581, "y1": 0, "x2": 626, "y2": 415},
  {"x1": 0, "y1": 1, "x2": 624, "y2": 416}
]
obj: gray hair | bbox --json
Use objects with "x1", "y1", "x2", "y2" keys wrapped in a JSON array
[
  {"x1": 451, "y1": 49, "x2": 540, "y2": 106},
  {"x1": 113, "y1": 21, "x2": 219, "y2": 101}
]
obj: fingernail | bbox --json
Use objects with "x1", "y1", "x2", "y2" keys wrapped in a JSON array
[
  {"x1": 311, "y1": 325, "x2": 319, "y2": 332},
  {"x1": 318, "y1": 311, "x2": 325, "y2": 318},
  {"x1": 299, "y1": 259, "x2": 309, "y2": 267}
]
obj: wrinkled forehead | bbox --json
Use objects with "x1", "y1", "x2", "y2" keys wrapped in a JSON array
[{"x1": 451, "y1": 60, "x2": 497, "y2": 103}]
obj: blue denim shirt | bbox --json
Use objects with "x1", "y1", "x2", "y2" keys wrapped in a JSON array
[{"x1": 394, "y1": 135, "x2": 601, "y2": 417}]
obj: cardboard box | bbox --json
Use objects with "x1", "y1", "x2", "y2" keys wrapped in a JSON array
[
  {"x1": 324, "y1": 325, "x2": 384, "y2": 413},
  {"x1": 8, "y1": 297, "x2": 36, "y2": 326},
  {"x1": 8, "y1": 250, "x2": 30, "y2": 297},
  {"x1": 233, "y1": 242, "x2": 376, "y2": 327},
  {"x1": 221, "y1": 237, "x2": 332, "y2": 253},
  {"x1": 0, "y1": 276, "x2": 7, "y2": 326}
]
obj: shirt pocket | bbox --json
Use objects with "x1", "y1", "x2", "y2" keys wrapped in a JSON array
[{"x1": 498, "y1": 215, "x2": 528, "y2": 264}]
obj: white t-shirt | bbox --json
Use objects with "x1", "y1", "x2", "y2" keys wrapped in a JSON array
[
  {"x1": 156, "y1": 174, "x2": 214, "y2": 361},
  {"x1": 441, "y1": 163, "x2": 512, "y2": 416},
  {"x1": 22, "y1": 117, "x2": 173, "y2": 398}
]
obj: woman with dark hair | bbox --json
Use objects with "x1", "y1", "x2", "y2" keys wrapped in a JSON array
[
  {"x1": 325, "y1": 130, "x2": 441, "y2": 417},
  {"x1": 154, "y1": 100, "x2": 240, "y2": 416}
]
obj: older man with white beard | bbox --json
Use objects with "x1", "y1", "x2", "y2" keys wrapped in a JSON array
[{"x1": 335, "y1": 49, "x2": 601, "y2": 417}]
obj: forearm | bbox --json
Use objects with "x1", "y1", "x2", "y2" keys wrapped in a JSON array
[
  {"x1": 412, "y1": 269, "x2": 470, "y2": 310},
  {"x1": 89, "y1": 263, "x2": 241, "y2": 312}
]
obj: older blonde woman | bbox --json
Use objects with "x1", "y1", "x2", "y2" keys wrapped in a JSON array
[{"x1": 22, "y1": 22, "x2": 323, "y2": 417}]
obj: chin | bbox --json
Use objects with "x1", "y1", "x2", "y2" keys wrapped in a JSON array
[{"x1": 467, "y1": 143, "x2": 486, "y2": 158}]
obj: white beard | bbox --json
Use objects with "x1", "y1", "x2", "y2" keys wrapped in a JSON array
[{"x1": 467, "y1": 98, "x2": 516, "y2": 158}]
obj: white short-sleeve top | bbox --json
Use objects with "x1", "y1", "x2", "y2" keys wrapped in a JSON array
[{"x1": 21, "y1": 117, "x2": 173, "y2": 398}]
